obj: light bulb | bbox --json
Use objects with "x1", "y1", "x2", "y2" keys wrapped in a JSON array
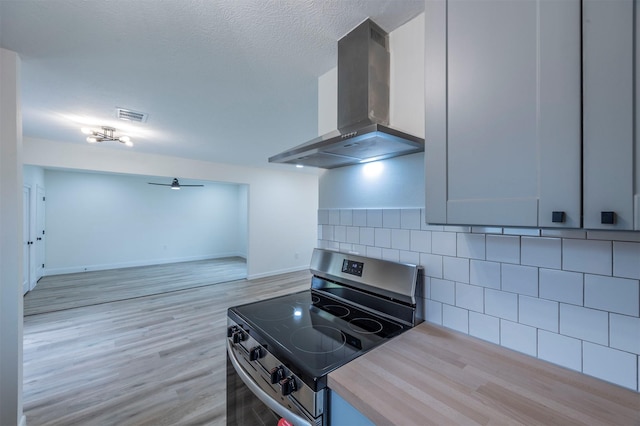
[
  {"x1": 81, "y1": 127, "x2": 93, "y2": 135},
  {"x1": 86, "y1": 136, "x2": 98, "y2": 143}
]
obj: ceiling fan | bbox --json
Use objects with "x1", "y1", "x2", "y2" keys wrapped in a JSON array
[{"x1": 147, "y1": 178, "x2": 204, "y2": 190}]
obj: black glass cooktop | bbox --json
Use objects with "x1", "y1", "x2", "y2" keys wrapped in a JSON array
[{"x1": 228, "y1": 290, "x2": 407, "y2": 388}]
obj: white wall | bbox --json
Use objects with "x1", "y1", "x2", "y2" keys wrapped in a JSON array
[
  {"x1": 23, "y1": 138, "x2": 319, "y2": 279},
  {"x1": 42, "y1": 170, "x2": 247, "y2": 274},
  {"x1": 0, "y1": 47, "x2": 25, "y2": 426}
]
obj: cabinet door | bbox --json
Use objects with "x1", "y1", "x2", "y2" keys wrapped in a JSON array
[
  {"x1": 425, "y1": 0, "x2": 581, "y2": 227},
  {"x1": 583, "y1": 0, "x2": 636, "y2": 230}
]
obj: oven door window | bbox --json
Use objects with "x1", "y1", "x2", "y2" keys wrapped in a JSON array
[{"x1": 227, "y1": 354, "x2": 280, "y2": 425}]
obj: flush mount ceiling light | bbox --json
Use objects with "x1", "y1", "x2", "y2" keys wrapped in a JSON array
[{"x1": 81, "y1": 126, "x2": 133, "y2": 147}]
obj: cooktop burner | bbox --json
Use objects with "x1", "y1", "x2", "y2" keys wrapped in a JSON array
[{"x1": 228, "y1": 289, "x2": 407, "y2": 388}]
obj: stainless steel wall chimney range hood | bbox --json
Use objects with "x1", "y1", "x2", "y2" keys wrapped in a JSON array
[{"x1": 269, "y1": 19, "x2": 424, "y2": 169}]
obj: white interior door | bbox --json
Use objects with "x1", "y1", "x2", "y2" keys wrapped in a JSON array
[
  {"x1": 35, "y1": 185, "x2": 46, "y2": 284},
  {"x1": 23, "y1": 186, "x2": 32, "y2": 294}
]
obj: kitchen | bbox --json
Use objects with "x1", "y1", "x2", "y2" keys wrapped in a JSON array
[{"x1": 2, "y1": 1, "x2": 639, "y2": 425}]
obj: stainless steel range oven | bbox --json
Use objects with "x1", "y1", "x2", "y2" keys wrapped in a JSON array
[{"x1": 226, "y1": 249, "x2": 423, "y2": 426}]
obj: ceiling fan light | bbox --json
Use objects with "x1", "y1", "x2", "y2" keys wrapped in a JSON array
[
  {"x1": 86, "y1": 136, "x2": 98, "y2": 143},
  {"x1": 124, "y1": 140, "x2": 133, "y2": 147},
  {"x1": 171, "y1": 185, "x2": 180, "y2": 190},
  {"x1": 81, "y1": 127, "x2": 93, "y2": 135}
]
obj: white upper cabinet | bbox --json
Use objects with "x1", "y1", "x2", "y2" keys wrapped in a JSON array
[
  {"x1": 425, "y1": 0, "x2": 638, "y2": 230},
  {"x1": 583, "y1": 0, "x2": 637, "y2": 230}
]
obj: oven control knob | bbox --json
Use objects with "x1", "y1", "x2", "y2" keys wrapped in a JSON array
[
  {"x1": 227, "y1": 326, "x2": 239, "y2": 338},
  {"x1": 249, "y1": 346, "x2": 264, "y2": 361},
  {"x1": 269, "y1": 366, "x2": 285, "y2": 384},
  {"x1": 279, "y1": 376, "x2": 297, "y2": 396},
  {"x1": 232, "y1": 329, "x2": 247, "y2": 344}
]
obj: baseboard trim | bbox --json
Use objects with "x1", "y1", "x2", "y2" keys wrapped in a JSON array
[
  {"x1": 44, "y1": 253, "x2": 247, "y2": 276},
  {"x1": 247, "y1": 265, "x2": 309, "y2": 280}
]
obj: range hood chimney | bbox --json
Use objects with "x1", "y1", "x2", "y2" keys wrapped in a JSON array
[{"x1": 269, "y1": 19, "x2": 424, "y2": 169}]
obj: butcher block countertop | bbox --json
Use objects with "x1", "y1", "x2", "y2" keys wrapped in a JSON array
[{"x1": 328, "y1": 323, "x2": 640, "y2": 425}]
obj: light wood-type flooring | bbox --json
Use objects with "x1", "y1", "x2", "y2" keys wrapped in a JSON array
[
  {"x1": 24, "y1": 258, "x2": 248, "y2": 316},
  {"x1": 23, "y1": 260, "x2": 311, "y2": 426}
]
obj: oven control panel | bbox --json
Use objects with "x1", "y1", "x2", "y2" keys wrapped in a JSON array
[
  {"x1": 226, "y1": 318, "x2": 324, "y2": 423},
  {"x1": 341, "y1": 259, "x2": 364, "y2": 277}
]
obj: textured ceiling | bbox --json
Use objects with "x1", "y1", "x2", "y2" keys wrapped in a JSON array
[{"x1": 0, "y1": 0, "x2": 424, "y2": 170}]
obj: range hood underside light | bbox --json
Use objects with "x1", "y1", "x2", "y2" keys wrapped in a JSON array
[{"x1": 269, "y1": 123, "x2": 423, "y2": 169}]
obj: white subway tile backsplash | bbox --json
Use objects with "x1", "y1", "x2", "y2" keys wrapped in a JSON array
[
  {"x1": 359, "y1": 228, "x2": 374, "y2": 246},
  {"x1": 500, "y1": 320, "x2": 537, "y2": 356},
  {"x1": 485, "y1": 289, "x2": 518, "y2": 322},
  {"x1": 503, "y1": 227, "x2": 541, "y2": 237},
  {"x1": 562, "y1": 239, "x2": 612, "y2": 276},
  {"x1": 410, "y1": 230, "x2": 431, "y2": 253},
  {"x1": 322, "y1": 225, "x2": 334, "y2": 241},
  {"x1": 521, "y1": 237, "x2": 561, "y2": 269},
  {"x1": 426, "y1": 299, "x2": 443, "y2": 325},
  {"x1": 539, "y1": 269, "x2": 583, "y2": 306},
  {"x1": 502, "y1": 264, "x2": 538, "y2": 297},
  {"x1": 340, "y1": 209, "x2": 353, "y2": 226},
  {"x1": 400, "y1": 250, "x2": 420, "y2": 265},
  {"x1": 538, "y1": 330, "x2": 582, "y2": 372},
  {"x1": 350, "y1": 245, "x2": 366, "y2": 255},
  {"x1": 346, "y1": 227, "x2": 359, "y2": 244},
  {"x1": 455, "y1": 282, "x2": 483, "y2": 312},
  {"x1": 583, "y1": 342, "x2": 638, "y2": 390},
  {"x1": 382, "y1": 248, "x2": 400, "y2": 263},
  {"x1": 432, "y1": 231, "x2": 457, "y2": 256},
  {"x1": 374, "y1": 228, "x2": 391, "y2": 248},
  {"x1": 420, "y1": 253, "x2": 443, "y2": 279},
  {"x1": 610, "y1": 314, "x2": 640, "y2": 355},
  {"x1": 486, "y1": 235, "x2": 520, "y2": 264},
  {"x1": 365, "y1": 246, "x2": 382, "y2": 259},
  {"x1": 457, "y1": 233, "x2": 486, "y2": 260},
  {"x1": 587, "y1": 230, "x2": 640, "y2": 243},
  {"x1": 318, "y1": 209, "x2": 329, "y2": 225},
  {"x1": 613, "y1": 242, "x2": 640, "y2": 280},
  {"x1": 472, "y1": 226, "x2": 503, "y2": 234},
  {"x1": 352, "y1": 209, "x2": 367, "y2": 226},
  {"x1": 469, "y1": 311, "x2": 500, "y2": 344},
  {"x1": 470, "y1": 260, "x2": 501, "y2": 289},
  {"x1": 318, "y1": 207, "x2": 640, "y2": 392},
  {"x1": 431, "y1": 278, "x2": 455, "y2": 305},
  {"x1": 391, "y1": 229, "x2": 411, "y2": 250},
  {"x1": 401, "y1": 209, "x2": 421, "y2": 230},
  {"x1": 444, "y1": 225, "x2": 472, "y2": 233},
  {"x1": 540, "y1": 229, "x2": 586, "y2": 239},
  {"x1": 518, "y1": 296, "x2": 558, "y2": 332},
  {"x1": 328, "y1": 209, "x2": 340, "y2": 225},
  {"x1": 560, "y1": 304, "x2": 608, "y2": 345},
  {"x1": 382, "y1": 209, "x2": 401, "y2": 229},
  {"x1": 339, "y1": 243, "x2": 353, "y2": 252},
  {"x1": 444, "y1": 256, "x2": 469, "y2": 284},
  {"x1": 443, "y1": 304, "x2": 469, "y2": 333},
  {"x1": 584, "y1": 274, "x2": 639, "y2": 317},
  {"x1": 367, "y1": 209, "x2": 383, "y2": 227}
]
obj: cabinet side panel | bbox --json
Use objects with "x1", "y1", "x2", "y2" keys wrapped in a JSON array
[
  {"x1": 583, "y1": 0, "x2": 635, "y2": 229},
  {"x1": 425, "y1": 0, "x2": 448, "y2": 224},
  {"x1": 538, "y1": 0, "x2": 582, "y2": 228}
]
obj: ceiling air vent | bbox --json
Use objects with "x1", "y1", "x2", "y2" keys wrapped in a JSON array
[{"x1": 116, "y1": 108, "x2": 148, "y2": 123}]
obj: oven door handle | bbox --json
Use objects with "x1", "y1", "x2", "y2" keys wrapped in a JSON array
[{"x1": 227, "y1": 339, "x2": 312, "y2": 426}]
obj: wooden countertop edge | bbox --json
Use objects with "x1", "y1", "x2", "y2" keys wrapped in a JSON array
[{"x1": 328, "y1": 323, "x2": 640, "y2": 426}]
